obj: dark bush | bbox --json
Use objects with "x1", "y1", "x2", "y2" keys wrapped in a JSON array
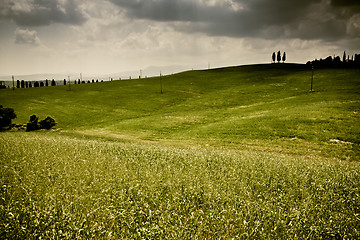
[
  {"x1": 26, "y1": 115, "x2": 56, "y2": 131},
  {"x1": 0, "y1": 105, "x2": 16, "y2": 131},
  {"x1": 26, "y1": 115, "x2": 39, "y2": 132},
  {"x1": 39, "y1": 116, "x2": 56, "y2": 130}
]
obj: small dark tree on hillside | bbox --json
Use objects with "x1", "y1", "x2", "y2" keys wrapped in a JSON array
[
  {"x1": 355, "y1": 54, "x2": 360, "y2": 65},
  {"x1": 64, "y1": 79, "x2": 66, "y2": 85},
  {"x1": 51, "y1": 79, "x2": 56, "y2": 86},
  {"x1": 277, "y1": 51, "x2": 281, "y2": 63},
  {"x1": 334, "y1": 56, "x2": 341, "y2": 66},
  {"x1": 46, "y1": 79, "x2": 49, "y2": 86},
  {"x1": 40, "y1": 82, "x2": 44, "y2": 87},
  {"x1": 16, "y1": 80, "x2": 20, "y2": 88},
  {"x1": 0, "y1": 105, "x2": 16, "y2": 131},
  {"x1": 343, "y1": 51, "x2": 346, "y2": 63},
  {"x1": 34, "y1": 82, "x2": 40, "y2": 87},
  {"x1": 21, "y1": 80, "x2": 25, "y2": 88},
  {"x1": 282, "y1": 52, "x2": 286, "y2": 63}
]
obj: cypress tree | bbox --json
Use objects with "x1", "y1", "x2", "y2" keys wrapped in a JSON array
[
  {"x1": 272, "y1": 52, "x2": 276, "y2": 63},
  {"x1": 277, "y1": 51, "x2": 281, "y2": 63}
]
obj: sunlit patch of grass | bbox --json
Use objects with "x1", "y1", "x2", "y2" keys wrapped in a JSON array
[{"x1": 1, "y1": 132, "x2": 359, "y2": 239}]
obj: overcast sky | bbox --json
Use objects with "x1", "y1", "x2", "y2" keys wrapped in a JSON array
[{"x1": 0, "y1": 0, "x2": 359, "y2": 76}]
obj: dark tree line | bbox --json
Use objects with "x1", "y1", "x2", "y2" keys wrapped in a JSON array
[
  {"x1": 6, "y1": 78, "x2": 105, "y2": 89},
  {"x1": 307, "y1": 51, "x2": 360, "y2": 68},
  {"x1": 12, "y1": 79, "x2": 57, "y2": 88},
  {"x1": 272, "y1": 51, "x2": 286, "y2": 63}
]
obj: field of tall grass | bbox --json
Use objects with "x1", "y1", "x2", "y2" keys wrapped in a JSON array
[
  {"x1": 1, "y1": 64, "x2": 359, "y2": 238},
  {"x1": 1, "y1": 132, "x2": 359, "y2": 239}
]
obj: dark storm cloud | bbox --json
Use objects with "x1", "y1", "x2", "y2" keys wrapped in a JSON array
[
  {"x1": 0, "y1": 0, "x2": 86, "y2": 26},
  {"x1": 109, "y1": 0, "x2": 360, "y2": 42},
  {"x1": 331, "y1": 0, "x2": 360, "y2": 7}
]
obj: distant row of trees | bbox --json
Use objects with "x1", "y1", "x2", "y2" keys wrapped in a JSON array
[
  {"x1": 11, "y1": 78, "x2": 105, "y2": 89},
  {"x1": 16, "y1": 79, "x2": 57, "y2": 88},
  {"x1": 272, "y1": 51, "x2": 286, "y2": 63},
  {"x1": 306, "y1": 51, "x2": 360, "y2": 68}
]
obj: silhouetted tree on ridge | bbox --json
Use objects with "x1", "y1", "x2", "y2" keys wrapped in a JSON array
[
  {"x1": 272, "y1": 52, "x2": 276, "y2": 63},
  {"x1": 277, "y1": 51, "x2": 281, "y2": 63}
]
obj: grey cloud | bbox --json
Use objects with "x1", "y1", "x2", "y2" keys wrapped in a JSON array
[
  {"x1": 110, "y1": 0, "x2": 237, "y2": 25},
  {"x1": 109, "y1": 0, "x2": 360, "y2": 43},
  {"x1": 0, "y1": 0, "x2": 86, "y2": 26},
  {"x1": 14, "y1": 27, "x2": 40, "y2": 45}
]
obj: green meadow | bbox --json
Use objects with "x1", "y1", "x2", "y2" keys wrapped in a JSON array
[{"x1": 1, "y1": 64, "x2": 359, "y2": 238}]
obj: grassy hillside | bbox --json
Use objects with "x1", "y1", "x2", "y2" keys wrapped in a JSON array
[
  {"x1": 1, "y1": 64, "x2": 359, "y2": 159},
  {"x1": 1, "y1": 64, "x2": 359, "y2": 238}
]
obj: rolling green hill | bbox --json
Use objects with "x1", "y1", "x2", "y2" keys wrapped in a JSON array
[
  {"x1": 1, "y1": 64, "x2": 359, "y2": 159},
  {"x1": 1, "y1": 64, "x2": 359, "y2": 238}
]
